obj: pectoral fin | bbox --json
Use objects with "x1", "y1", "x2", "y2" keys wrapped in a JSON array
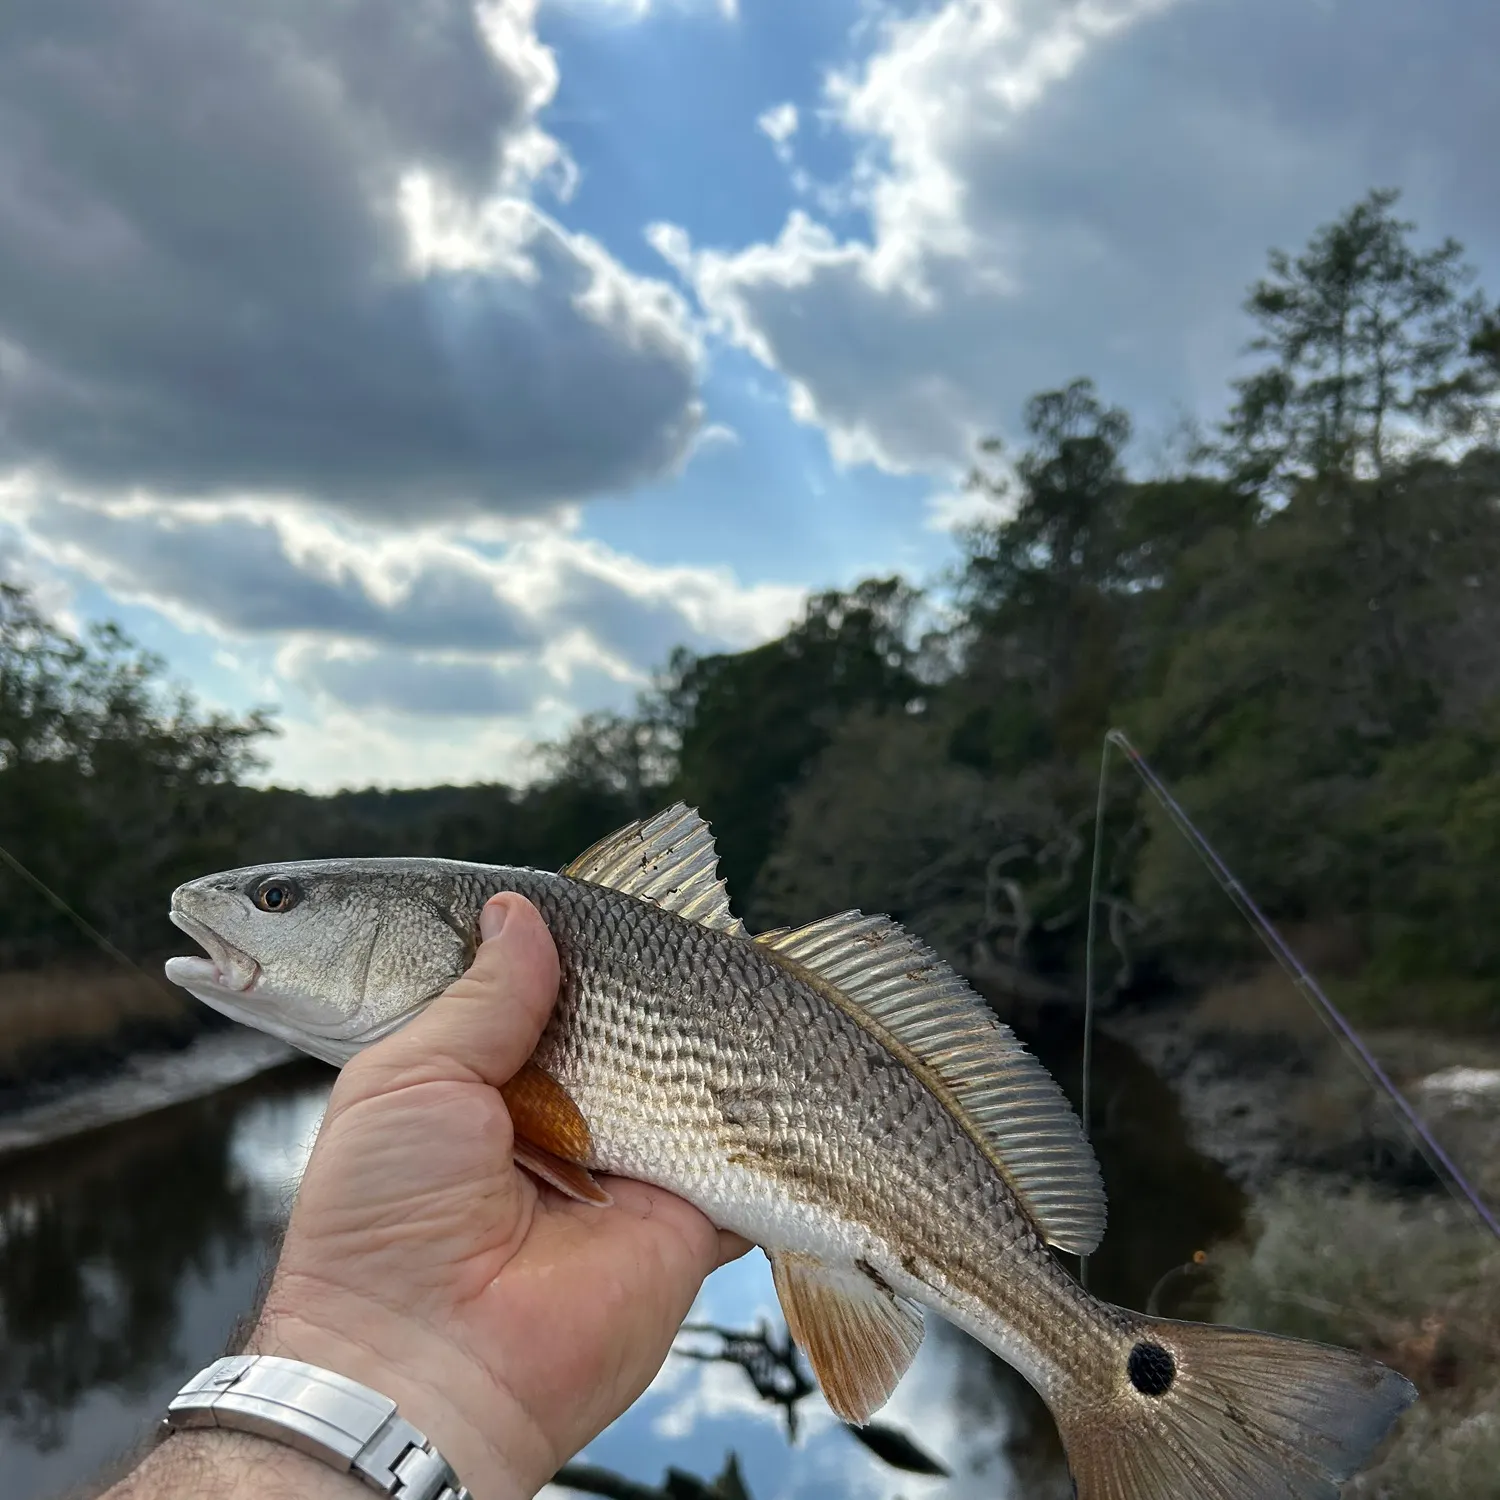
[
  {"x1": 502, "y1": 1061, "x2": 612, "y2": 1206},
  {"x1": 770, "y1": 1253, "x2": 924, "y2": 1423}
]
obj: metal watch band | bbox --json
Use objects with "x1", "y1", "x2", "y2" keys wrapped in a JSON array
[{"x1": 162, "y1": 1354, "x2": 471, "y2": 1500}]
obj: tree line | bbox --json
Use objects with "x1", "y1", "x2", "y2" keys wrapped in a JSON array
[{"x1": 5, "y1": 190, "x2": 1499, "y2": 1025}]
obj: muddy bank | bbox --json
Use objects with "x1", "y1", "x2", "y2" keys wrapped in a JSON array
[
  {"x1": 0, "y1": 960, "x2": 209, "y2": 1103},
  {"x1": 1105, "y1": 999, "x2": 1320, "y2": 1193},
  {"x1": 1107, "y1": 989, "x2": 1500, "y2": 1204},
  {"x1": 0, "y1": 961, "x2": 304, "y2": 1156},
  {"x1": 0, "y1": 1029, "x2": 303, "y2": 1157}
]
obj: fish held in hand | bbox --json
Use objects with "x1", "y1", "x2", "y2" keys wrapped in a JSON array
[{"x1": 165, "y1": 804, "x2": 1415, "y2": 1498}]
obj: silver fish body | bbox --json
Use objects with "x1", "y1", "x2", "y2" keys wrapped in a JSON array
[
  {"x1": 166, "y1": 807, "x2": 1415, "y2": 1499},
  {"x1": 521, "y1": 865, "x2": 1106, "y2": 1398}
]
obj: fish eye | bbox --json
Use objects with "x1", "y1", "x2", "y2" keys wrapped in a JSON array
[{"x1": 251, "y1": 876, "x2": 301, "y2": 914}]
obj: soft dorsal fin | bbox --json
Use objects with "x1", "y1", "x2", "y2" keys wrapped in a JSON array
[
  {"x1": 757, "y1": 912, "x2": 1106, "y2": 1256},
  {"x1": 562, "y1": 804, "x2": 746, "y2": 936}
]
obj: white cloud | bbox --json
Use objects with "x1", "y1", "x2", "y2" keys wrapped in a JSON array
[
  {"x1": 287, "y1": 646, "x2": 554, "y2": 718},
  {"x1": 758, "y1": 103, "x2": 799, "y2": 147},
  {"x1": 658, "y1": 0, "x2": 1186, "y2": 474},
  {"x1": 0, "y1": 0, "x2": 702, "y2": 520},
  {"x1": 12, "y1": 480, "x2": 803, "y2": 739},
  {"x1": 693, "y1": 421, "x2": 742, "y2": 452},
  {"x1": 925, "y1": 483, "x2": 1012, "y2": 534},
  {"x1": 655, "y1": 0, "x2": 1500, "y2": 478},
  {"x1": 263, "y1": 705, "x2": 551, "y2": 791},
  {"x1": 0, "y1": 501, "x2": 74, "y2": 624},
  {"x1": 757, "y1": 102, "x2": 800, "y2": 164},
  {"x1": 544, "y1": 0, "x2": 737, "y2": 21}
]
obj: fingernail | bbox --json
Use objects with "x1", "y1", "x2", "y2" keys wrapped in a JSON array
[{"x1": 479, "y1": 897, "x2": 508, "y2": 943}]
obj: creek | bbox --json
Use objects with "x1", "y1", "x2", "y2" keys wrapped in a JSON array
[{"x1": 0, "y1": 1025, "x2": 1244, "y2": 1500}]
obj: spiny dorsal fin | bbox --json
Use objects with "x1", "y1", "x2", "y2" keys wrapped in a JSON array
[
  {"x1": 561, "y1": 803, "x2": 746, "y2": 936},
  {"x1": 757, "y1": 912, "x2": 1106, "y2": 1256},
  {"x1": 770, "y1": 1252, "x2": 924, "y2": 1424}
]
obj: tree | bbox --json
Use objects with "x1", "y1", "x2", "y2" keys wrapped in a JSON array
[
  {"x1": 1103, "y1": 196, "x2": 1500, "y2": 970},
  {"x1": 1224, "y1": 189, "x2": 1498, "y2": 491},
  {"x1": 953, "y1": 380, "x2": 1249, "y2": 767},
  {"x1": 671, "y1": 579, "x2": 924, "y2": 902},
  {"x1": 0, "y1": 585, "x2": 273, "y2": 964},
  {"x1": 954, "y1": 380, "x2": 1131, "y2": 765},
  {"x1": 752, "y1": 709, "x2": 1103, "y2": 987}
]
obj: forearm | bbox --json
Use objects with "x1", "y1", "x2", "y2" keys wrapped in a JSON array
[
  {"x1": 95, "y1": 1302, "x2": 538, "y2": 1500},
  {"x1": 102, "y1": 1429, "x2": 365, "y2": 1500}
]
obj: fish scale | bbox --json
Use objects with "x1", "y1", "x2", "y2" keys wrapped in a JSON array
[
  {"x1": 513, "y1": 865, "x2": 1149, "y2": 1399},
  {"x1": 164, "y1": 803, "x2": 1417, "y2": 1499}
]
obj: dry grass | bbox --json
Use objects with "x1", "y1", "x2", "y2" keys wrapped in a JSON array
[
  {"x1": 0, "y1": 961, "x2": 193, "y2": 1080},
  {"x1": 1193, "y1": 966, "x2": 1336, "y2": 1044},
  {"x1": 1211, "y1": 1180, "x2": 1500, "y2": 1497}
]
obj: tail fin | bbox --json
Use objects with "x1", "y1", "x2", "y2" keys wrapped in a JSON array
[{"x1": 1054, "y1": 1310, "x2": 1416, "y2": 1499}]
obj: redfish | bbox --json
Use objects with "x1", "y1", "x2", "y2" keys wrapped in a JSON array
[{"x1": 166, "y1": 803, "x2": 1414, "y2": 1498}]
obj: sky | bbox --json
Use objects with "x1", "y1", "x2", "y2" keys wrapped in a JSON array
[{"x1": 1, "y1": 0, "x2": 1497, "y2": 791}]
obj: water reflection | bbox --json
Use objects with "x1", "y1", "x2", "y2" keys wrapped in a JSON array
[
  {"x1": 0, "y1": 1028, "x2": 1242, "y2": 1500},
  {"x1": 0, "y1": 1063, "x2": 331, "y2": 1499}
]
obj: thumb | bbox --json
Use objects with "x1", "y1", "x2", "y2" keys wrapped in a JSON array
[{"x1": 351, "y1": 892, "x2": 562, "y2": 1095}]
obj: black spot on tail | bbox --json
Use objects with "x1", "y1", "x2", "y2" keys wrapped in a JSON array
[{"x1": 1127, "y1": 1340, "x2": 1176, "y2": 1397}]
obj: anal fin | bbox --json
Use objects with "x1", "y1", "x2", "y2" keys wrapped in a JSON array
[
  {"x1": 502, "y1": 1060, "x2": 612, "y2": 1206},
  {"x1": 770, "y1": 1253, "x2": 924, "y2": 1424}
]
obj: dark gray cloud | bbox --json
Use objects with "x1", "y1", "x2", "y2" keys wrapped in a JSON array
[
  {"x1": 32, "y1": 498, "x2": 536, "y2": 651},
  {"x1": 296, "y1": 650, "x2": 548, "y2": 717},
  {"x1": 559, "y1": 565, "x2": 721, "y2": 673},
  {"x1": 0, "y1": 0, "x2": 699, "y2": 518},
  {"x1": 679, "y1": 0, "x2": 1500, "y2": 472}
]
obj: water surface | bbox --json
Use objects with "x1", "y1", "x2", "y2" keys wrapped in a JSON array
[{"x1": 0, "y1": 1028, "x2": 1242, "y2": 1500}]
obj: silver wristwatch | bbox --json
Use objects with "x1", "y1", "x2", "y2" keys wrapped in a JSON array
[{"x1": 162, "y1": 1354, "x2": 471, "y2": 1500}]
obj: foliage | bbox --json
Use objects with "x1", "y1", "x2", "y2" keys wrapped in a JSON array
[
  {"x1": 0, "y1": 586, "x2": 273, "y2": 965},
  {"x1": 1223, "y1": 188, "x2": 1499, "y2": 490},
  {"x1": 1211, "y1": 1182, "x2": 1500, "y2": 1499},
  {"x1": 666, "y1": 578, "x2": 924, "y2": 901}
]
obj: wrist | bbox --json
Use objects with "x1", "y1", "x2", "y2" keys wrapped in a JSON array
[
  {"x1": 249, "y1": 1285, "x2": 542, "y2": 1500},
  {"x1": 109, "y1": 1428, "x2": 365, "y2": 1500}
]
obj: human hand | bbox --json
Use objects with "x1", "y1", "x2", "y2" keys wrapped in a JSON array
[{"x1": 242, "y1": 893, "x2": 748, "y2": 1500}]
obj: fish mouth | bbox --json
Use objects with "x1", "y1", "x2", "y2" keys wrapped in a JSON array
[
  {"x1": 164, "y1": 905, "x2": 408, "y2": 1067},
  {"x1": 166, "y1": 910, "x2": 261, "y2": 995}
]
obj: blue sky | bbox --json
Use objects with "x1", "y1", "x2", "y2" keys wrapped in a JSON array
[{"x1": 2, "y1": 0, "x2": 1497, "y2": 789}]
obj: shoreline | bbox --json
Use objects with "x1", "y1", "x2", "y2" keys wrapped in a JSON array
[
  {"x1": 1105, "y1": 986, "x2": 1500, "y2": 1205},
  {"x1": 0, "y1": 1029, "x2": 301, "y2": 1158}
]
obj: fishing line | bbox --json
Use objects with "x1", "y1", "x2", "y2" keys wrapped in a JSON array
[
  {"x1": 1082, "y1": 727, "x2": 1500, "y2": 1243},
  {"x1": 1078, "y1": 733, "x2": 1112, "y2": 1291},
  {"x1": 0, "y1": 837, "x2": 178, "y2": 997}
]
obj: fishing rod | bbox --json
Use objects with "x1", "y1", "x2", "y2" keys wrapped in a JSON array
[{"x1": 1079, "y1": 727, "x2": 1500, "y2": 1254}]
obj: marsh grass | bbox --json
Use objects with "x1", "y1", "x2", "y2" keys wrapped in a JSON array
[
  {"x1": 1332, "y1": 974, "x2": 1499, "y2": 1031},
  {"x1": 1211, "y1": 1180, "x2": 1500, "y2": 1497},
  {"x1": 1193, "y1": 967, "x2": 1335, "y2": 1045},
  {"x1": 0, "y1": 962, "x2": 194, "y2": 1087}
]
